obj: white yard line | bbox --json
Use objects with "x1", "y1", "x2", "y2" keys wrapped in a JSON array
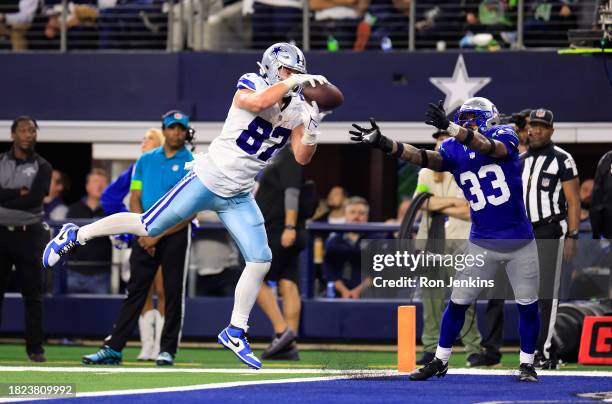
[
  {"x1": 0, "y1": 366, "x2": 610, "y2": 377},
  {"x1": 0, "y1": 375, "x2": 353, "y2": 402}
]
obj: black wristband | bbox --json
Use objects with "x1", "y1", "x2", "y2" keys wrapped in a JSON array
[
  {"x1": 420, "y1": 149, "x2": 429, "y2": 168},
  {"x1": 284, "y1": 224, "x2": 296, "y2": 230},
  {"x1": 460, "y1": 128, "x2": 474, "y2": 146},
  {"x1": 484, "y1": 137, "x2": 496, "y2": 155},
  {"x1": 376, "y1": 135, "x2": 394, "y2": 154},
  {"x1": 393, "y1": 142, "x2": 405, "y2": 158}
]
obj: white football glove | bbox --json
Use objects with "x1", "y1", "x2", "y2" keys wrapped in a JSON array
[
  {"x1": 301, "y1": 101, "x2": 325, "y2": 145},
  {"x1": 284, "y1": 74, "x2": 329, "y2": 90}
]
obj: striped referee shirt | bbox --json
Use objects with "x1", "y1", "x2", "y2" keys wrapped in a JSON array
[{"x1": 521, "y1": 142, "x2": 578, "y2": 224}]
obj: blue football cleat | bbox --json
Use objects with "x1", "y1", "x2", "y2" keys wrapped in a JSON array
[
  {"x1": 82, "y1": 346, "x2": 122, "y2": 365},
  {"x1": 155, "y1": 352, "x2": 174, "y2": 366},
  {"x1": 218, "y1": 325, "x2": 262, "y2": 369},
  {"x1": 43, "y1": 223, "x2": 81, "y2": 269}
]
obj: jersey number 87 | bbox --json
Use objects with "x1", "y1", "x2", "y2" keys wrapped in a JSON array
[{"x1": 236, "y1": 117, "x2": 292, "y2": 162}]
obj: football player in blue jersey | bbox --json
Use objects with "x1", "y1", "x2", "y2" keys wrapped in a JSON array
[{"x1": 351, "y1": 97, "x2": 540, "y2": 382}]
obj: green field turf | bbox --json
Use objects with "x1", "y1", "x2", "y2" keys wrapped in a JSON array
[{"x1": 0, "y1": 344, "x2": 609, "y2": 394}]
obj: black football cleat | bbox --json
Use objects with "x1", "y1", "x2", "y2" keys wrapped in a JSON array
[
  {"x1": 409, "y1": 358, "x2": 448, "y2": 381},
  {"x1": 518, "y1": 363, "x2": 539, "y2": 382}
]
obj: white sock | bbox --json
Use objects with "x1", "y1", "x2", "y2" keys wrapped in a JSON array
[
  {"x1": 435, "y1": 346, "x2": 452, "y2": 364},
  {"x1": 153, "y1": 310, "x2": 164, "y2": 359},
  {"x1": 230, "y1": 261, "x2": 271, "y2": 331},
  {"x1": 520, "y1": 350, "x2": 534, "y2": 365},
  {"x1": 77, "y1": 212, "x2": 148, "y2": 244}
]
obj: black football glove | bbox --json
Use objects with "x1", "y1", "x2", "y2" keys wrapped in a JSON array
[
  {"x1": 425, "y1": 100, "x2": 450, "y2": 130},
  {"x1": 349, "y1": 118, "x2": 394, "y2": 154}
]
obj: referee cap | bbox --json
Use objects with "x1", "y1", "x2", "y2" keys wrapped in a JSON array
[{"x1": 529, "y1": 108, "x2": 554, "y2": 128}]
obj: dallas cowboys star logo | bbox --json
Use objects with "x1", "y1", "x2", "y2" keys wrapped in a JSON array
[
  {"x1": 271, "y1": 46, "x2": 282, "y2": 57},
  {"x1": 429, "y1": 55, "x2": 491, "y2": 113}
]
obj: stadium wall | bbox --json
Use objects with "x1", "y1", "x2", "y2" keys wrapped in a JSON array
[
  {"x1": 0, "y1": 51, "x2": 611, "y2": 123},
  {"x1": 0, "y1": 295, "x2": 521, "y2": 342}
]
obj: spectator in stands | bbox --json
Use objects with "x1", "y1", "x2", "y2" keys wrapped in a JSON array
[
  {"x1": 43, "y1": 1, "x2": 100, "y2": 49},
  {"x1": 385, "y1": 197, "x2": 411, "y2": 225},
  {"x1": 412, "y1": 0, "x2": 462, "y2": 49},
  {"x1": 100, "y1": 127, "x2": 165, "y2": 361},
  {"x1": 166, "y1": 0, "x2": 224, "y2": 51},
  {"x1": 0, "y1": 0, "x2": 38, "y2": 50},
  {"x1": 524, "y1": 0, "x2": 578, "y2": 47},
  {"x1": 314, "y1": 186, "x2": 348, "y2": 223},
  {"x1": 244, "y1": 0, "x2": 302, "y2": 49},
  {"x1": 463, "y1": 0, "x2": 517, "y2": 49},
  {"x1": 44, "y1": 169, "x2": 69, "y2": 222},
  {"x1": 256, "y1": 146, "x2": 311, "y2": 361},
  {"x1": 65, "y1": 168, "x2": 112, "y2": 294},
  {"x1": 323, "y1": 196, "x2": 375, "y2": 299},
  {"x1": 310, "y1": 0, "x2": 369, "y2": 50},
  {"x1": 412, "y1": 129, "x2": 480, "y2": 366},
  {"x1": 0, "y1": 116, "x2": 52, "y2": 362},
  {"x1": 98, "y1": 0, "x2": 165, "y2": 50}
]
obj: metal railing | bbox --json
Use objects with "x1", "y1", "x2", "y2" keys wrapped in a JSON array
[{"x1": 0, "y1": 0, "x2": 606, "y2": 52}]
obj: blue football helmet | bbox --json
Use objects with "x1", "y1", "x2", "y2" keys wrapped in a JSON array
[
  {"x1": 259, "y1": 43, "x2": 307, "y2": 85},
  {"x1": 454, "y1": 97, "x2": 500, "y2": 133}
]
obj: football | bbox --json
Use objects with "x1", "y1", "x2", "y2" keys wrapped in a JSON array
[{"x1": 302, "y1": 82, "x2": 344, "y2": 111}]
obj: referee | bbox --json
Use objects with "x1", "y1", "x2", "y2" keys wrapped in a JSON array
[
  {"x1": 82, "y1": 110, "x2": 194, "y2": 366},
  {"x1": 522, "y1": 108, "x2": 580, "y2": 368}
]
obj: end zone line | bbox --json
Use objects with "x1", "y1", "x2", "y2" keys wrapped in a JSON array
[{"x1": 0, "y1": 366, "x2": 610, "y2": 377}]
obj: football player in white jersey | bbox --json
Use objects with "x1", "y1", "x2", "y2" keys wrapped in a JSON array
[{"x1": 43, "y1": 42, "x2": 328, "y2": 369}]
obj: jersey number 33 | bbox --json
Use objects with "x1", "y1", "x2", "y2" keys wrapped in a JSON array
[{"x1": 460, "y1": 164, "x2": 511, "y2": 211}]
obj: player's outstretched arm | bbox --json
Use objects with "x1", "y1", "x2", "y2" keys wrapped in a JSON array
[
  {"x1": 349, "y1": 118, "x2": 445, "y2": 171},
  {"x1": 425, "y1": 101, "x2": 508, "y2": 158},
  {"x1": 234, "y1": 74, "x2": 328, "y2": 113}
]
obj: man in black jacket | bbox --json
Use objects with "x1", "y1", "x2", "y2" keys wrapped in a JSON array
[
  {"x1": 0, "y1": 116, "x2": 52, "y2": 362},
  {"x1": 590, "y1": 150, "x2": 612, "y2": 240}
]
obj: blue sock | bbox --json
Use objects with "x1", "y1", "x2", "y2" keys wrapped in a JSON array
[
  {"x1": 517, "y1": 301, "x2": 540, "y2": 354},
  {"x1": 438, "y1": 300, "x2": 470, "y2": 348}
]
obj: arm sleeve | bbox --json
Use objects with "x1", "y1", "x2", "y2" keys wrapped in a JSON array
[
  {"x1": 279, "y1": 152, "x2": 303, "y2": 211},
  {"x1": 5, "y1": 0, "x2": 38, "y2": 24},
  {"x1": 284, "y1": 188, "x2": 300, "y2": 211},
  {"x1": 130, "y1": 156, "x2": 144, "y2": 191},
  {"x1": 101, "y1": 165, "x2": 133, "y2": 215},
  {"x1": 0, "y1": 160, "x2": 52, "y2": 210}
]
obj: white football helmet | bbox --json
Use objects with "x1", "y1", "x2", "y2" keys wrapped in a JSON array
[{"x1": 259, "y1": 43, "x2": 307, "y2": 85}]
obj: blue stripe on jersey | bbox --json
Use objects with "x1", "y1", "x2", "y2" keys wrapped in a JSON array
[{"x1": 237, "y1": 78, "x2": 256, "y2": 91}]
